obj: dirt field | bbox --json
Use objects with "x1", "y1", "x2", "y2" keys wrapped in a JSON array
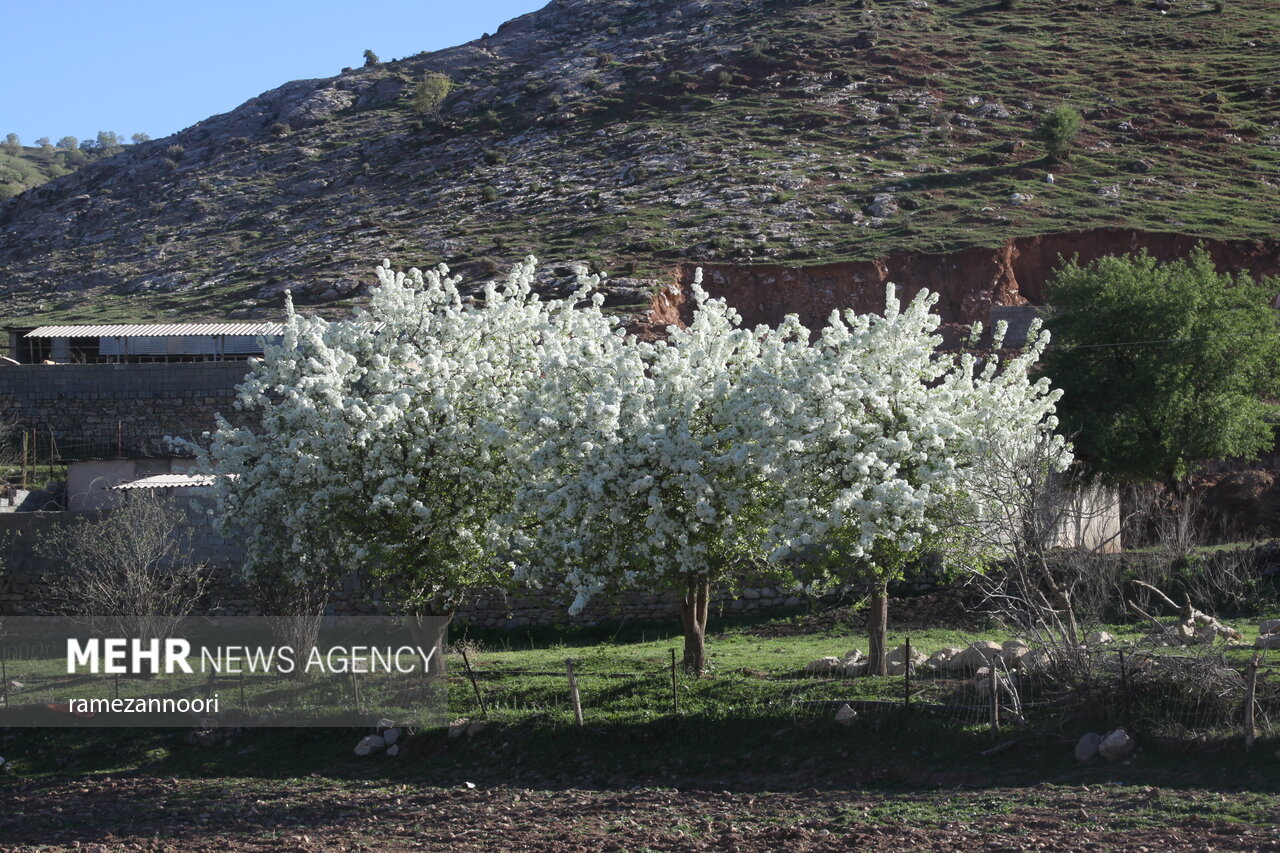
[{"x1": 3, "y1": 776, "x2": 1279, "y2": 852}]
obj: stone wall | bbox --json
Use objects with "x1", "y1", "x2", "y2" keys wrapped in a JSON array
[{"x1": 0, "y1": 362, "x2": 254, "y2": 455}]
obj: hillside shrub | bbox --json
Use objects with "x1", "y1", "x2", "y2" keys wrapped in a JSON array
[
  {"x1": 413, "y1": 71, "x2": 453, "y2": 120},
  {"x1": 1034, "y1": 105, "x2": 1081, "y2": 161}
]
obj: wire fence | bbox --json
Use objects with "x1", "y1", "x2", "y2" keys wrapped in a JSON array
[{"x1": 439, "y1": 639, "x2": 1280, "y2": 752}]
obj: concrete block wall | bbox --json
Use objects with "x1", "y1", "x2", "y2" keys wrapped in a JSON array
[{"x1": 0, "y1": 362, "x2": 255, "y2": 453}]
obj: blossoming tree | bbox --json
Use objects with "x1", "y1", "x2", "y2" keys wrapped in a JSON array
[
  {"x1": 197, "y1": 257, "x2": 614, "y2": 649},
  {"x1": 513, "y1": 278, "x2": 782, "y2": 672},
  {"x1": 751, "y1": 287, "x2": 1069, "y2": 675}
]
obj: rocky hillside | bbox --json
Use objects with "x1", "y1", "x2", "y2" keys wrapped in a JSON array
[{"x1": 0, "y1": 0, "x2": 1276, "y2": 325}]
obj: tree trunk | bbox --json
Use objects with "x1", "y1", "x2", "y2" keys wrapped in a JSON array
[
  {"x1": 866, "y1": 577, "x2": 890, "y2": 676},
  {"x1": 408, "y1": 608, "x2": 453, "y2": 679},
  {"x1": 679, "y1": 575, "x2": 710, "y2": 675}
]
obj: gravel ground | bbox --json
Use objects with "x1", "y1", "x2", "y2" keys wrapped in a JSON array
[{"x1": 3, "y1": 777, "x2": 1279, "y2": 852}]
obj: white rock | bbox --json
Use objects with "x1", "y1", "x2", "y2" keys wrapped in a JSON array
[
  {"x1": 887, "y1": 644, "x2": 928, "y2": 671},
  {"x1": 842, "y1": 648, "x2": 865, "y2": 664},
  {"x1": 843, "y1": 659, "x2": 867, "y2": 677},
  {"x1": 926, "y1": 647, "x2": 963, "y2": 671},
  {"x1": 835, "y1": 703, "x2": 858, "y2": 726},
  {"x1": 354, "y1": 735, "x2": 386, "y2": 757},
  {"x1": 1045, "y1": 173, "x2": 1055, "y2": 184},
  {"x1": 1086, "y1": 631, "x2": 1115, "y2": 646},
  {"x1": 951, "y1": 641, "x2": 1002, "y2": 673},
  {"x1": 382, "y1": 727, "x2": 402, "y2": 746},
  {"x1": 1255, "y1": 634, "x2": 1280, "y2": 649},
  {"x1": 1075, "y1": 732, "x2": 1102, "y2": 763},
  {"x1": 1000, "y1": 640, "x2": 1031, "y2": 665},
  {"x1": 5, "y1": 680, "x2": 23, "y2": 691},
  {"x1": 376, "y1": 718, "x2": 396, "y2": 730},
  {"x1": 804, "y1": 656, "x2": 842, "y2": 675},
  {"x1": 1098, "y1": 728, "x2": 1135, "y2": 761}
]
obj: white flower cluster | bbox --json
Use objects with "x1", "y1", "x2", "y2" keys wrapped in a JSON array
[
  {"x1": 196, "y1": 258, "x2": 1068, "y2": 616},
  {"x1": 194, "y1": 257, "x2": 614, "y2": 609}
]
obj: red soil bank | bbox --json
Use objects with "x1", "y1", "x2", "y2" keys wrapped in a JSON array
[{"x1": 649, "y1": 228, "x2": 1280, "y2": 329}]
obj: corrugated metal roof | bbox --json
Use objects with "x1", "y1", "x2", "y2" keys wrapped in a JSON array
[
  {"x1": 110, "y1": 474, "x2": 217, "y2": 490},
  {"x1": 26, "y1": 323, "x2": 286, "y2": 338}
]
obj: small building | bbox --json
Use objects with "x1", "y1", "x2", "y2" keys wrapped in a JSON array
[
  {"x1": 7, "y1": 323, "x2": 285, "y2": 364},
  {"x1": 66, "y1": 458, "x2": 211, "y2": 510}
]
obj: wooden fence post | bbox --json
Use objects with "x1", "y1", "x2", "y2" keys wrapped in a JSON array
[
  {"x1": 1245, "y1": 652, "x2": 1260, "y2": 753},
  {"x1": 460, "y1": 647, "x2": 489, "y2": 719},
  {"x1": 988, "y1": 662, "x2": 1000, "y2": 740},
  {"x1": 566, "y1": 659, "x2": 584, "y2": 727},
  {"x1": 904, "y1": 635, "x2": 912, "y2": 710}
]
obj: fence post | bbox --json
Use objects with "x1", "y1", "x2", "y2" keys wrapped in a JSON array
[
  {"x1": 566, "y1": 658, "x2": 584, "y2": 727},
  {"x1": 20, "y1": 431, "x2": 28, "y2": 490},
  {"x1": 988, "y1": 662, "x2": 1000, "y2": 740},
  {"x1": 1245, "y1": 652, "x2": 1260, "y2": 753},
  {"x1": 460, "y1": 647, "x2": 489, "y2": 719},
  {"x1": 670, "y1": 649, "x2": 679, "y2": 715},
  {"x1": 904, "y1": 635, "x2": 912, "y2": 711},
  {"x1": 1, "y1": 648, "x2": 7, "y2": 708}
]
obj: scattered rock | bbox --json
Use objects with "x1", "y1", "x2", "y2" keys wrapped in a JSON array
[
  {"x1": 1129, "y1": 158, "x2": 1153, "y2": 173},
  {"x1": 1255, "y1": 633, "x2": 1280, "y2": 649},
  {"x1": 1260, "y1": 619, "x2": 1280, "y2": 635},
  {"x1": 382, "y1": 727, "x2": 402, "y2": 746},
  {"x1": 835, "y1": 703, "x2": 858, "y2": 726},
  {"x1": 386, "y1": 744, "x2": 400, "y2": 757},
  {"x1": 925, "y1": 646, "x2": 963, "y2": 672},
  {"x1": 865, "y1": 193, "x2": 898, "y2": 218},
  {"x1": 1075, "y1": 732, "x2": 1102, "y2": 763},
  {"x1": 804, "y1": 656, "x2": 843, "y2": 675},
  {"x1": 1098, "y1": 728, "x2": 1135, "y2": 761},
  {"x1": 6, "y1": 680, "x2": 23, "y2": 691},
  {"x1": 354, "y1": 735, "x2": 386, "y2": 757},
  {"x1": 1010, "y1": 192, "x2": 1034, "y2": 205},
  {"x1": 951, "y1": 641, "x2": 1003, "y2": 673},
  {"x1": 467, "y1": 721, "x2": 488, "y2": 737},
  {"x1": 448, "y1": 719, "x2": 471, "y2": 738},
  {"x1": 887, "y1": 643, "x2": 927, "y2": 676},
  {"x1": 1086, "y1": 631, "x2": 1115, "y2": 646},
  {"x1": 1045, "y1": 173, "x2": 1055, "y2": 184}
]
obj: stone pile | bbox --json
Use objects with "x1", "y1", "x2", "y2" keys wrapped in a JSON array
[
  {"x1": 353, "y1": 718, "x2": 405, "y2": 757},
  {"x1": 1076, "y1": 728, "x2": 1135, "y2": 763},
  {"x1": 804, "y1": 638, "x2": 1055, "y2": 680}
]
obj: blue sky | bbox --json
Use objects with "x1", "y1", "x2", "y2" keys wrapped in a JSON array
[{"x1": 2, "y1": 1, "x2": 546, "y2": 144}]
